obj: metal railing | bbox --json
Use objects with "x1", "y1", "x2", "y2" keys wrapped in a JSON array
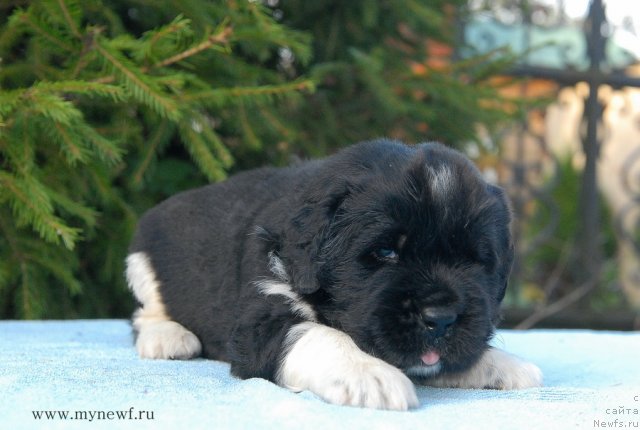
[{"x1": 459, "y1": 0, "x2": 640, "y2": 327}]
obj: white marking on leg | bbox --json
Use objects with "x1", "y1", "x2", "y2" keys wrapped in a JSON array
[
  {"x1": 277, "y1": 322, "x2": 419, "y2": 411},
  {"x1": 126, "y1": 252, "x2": 166, "y2": 318},
  {"x1": 267, "y1": 251, "x2": 290, "y2": 282},
  {"x1": 125, "y1": 252, "x2": 202, "y2": 360},
  {"x1": 255, "y1": 253, "x2": 318, "y2": 321},
  {"x1": 255, "y1": 280, "x2": 318, "y2": 322},
  {"x1": 423, "y1": 347, "x2": 543, "y2": 389}
]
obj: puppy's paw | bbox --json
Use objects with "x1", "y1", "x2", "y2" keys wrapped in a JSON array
[
  {"x1": 135, "y1": 319, "x2": 202, "y2": 360},
  {"x1": 424, "y1": 347, "x2": 543, "y2": 390},
  {"x1": 317, "y1": 358, "x2": 418, "y2": 410},
  {"x1": 488, "y1": 354, "x2": 543, "y2": 390},
  {"x1": 279, "y1": 322, "x2": 418, "y2": 411}
]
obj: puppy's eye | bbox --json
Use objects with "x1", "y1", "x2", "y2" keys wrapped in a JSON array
[{"x1": 372, "y1": 248, "x2": 399, "y2": 262}]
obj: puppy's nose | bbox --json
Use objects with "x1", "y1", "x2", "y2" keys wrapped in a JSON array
[{"x1": 422, "y1": 308, "x2": 457, "y2": 338}]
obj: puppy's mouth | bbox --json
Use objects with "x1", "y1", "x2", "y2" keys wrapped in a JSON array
[
  {"x1": 403, "y1": 349, "x2": 443, "y2": 377},
  {"x1": 420, "y1": 350, "x2": 441, "y2": 366}
]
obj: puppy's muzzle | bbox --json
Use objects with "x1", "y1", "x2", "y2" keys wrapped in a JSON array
[{"x1": 422, "y1": 308, "x2": 457, "y2": 338}]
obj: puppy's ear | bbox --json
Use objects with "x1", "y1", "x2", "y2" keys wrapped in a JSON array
[
  {"x1": 496, "y1": 242, "x2": 514, "y2": 303},
  {"x1": 282, "y1": 180, "x2": 350, "y2": 295},
  {"x1": 488, "y1": 184, "x2": 514, "y2": 303}
]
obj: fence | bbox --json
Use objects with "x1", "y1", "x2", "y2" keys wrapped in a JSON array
[{"x1": 459, "y1": 0, "x2": 640, "y2": 329}]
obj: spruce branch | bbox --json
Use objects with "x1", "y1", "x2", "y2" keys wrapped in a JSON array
[
  {"x1": 258, "y1": 106, "x2": 297, "y2": 139},
  {"x1": 33, "y1": 80, "x2": 126, "y2": 102},
  {"x1": 151, "y1": 25, "x2": 233, "y2": 69},
  {"x1": 0, "y1": 261, "x2": 7, "y2": 291},
  {"x1": 0, "y1": 212, "x2": 81, "y2": 317},
  {"x1": 0, "y1": 90, "x2": 23, "y2": 119},
  {"x1": 178, "y1": 116, "x2": 226, "y2": 182},
  {"x1": 0, "y1": 173, "x2": 82, "y2": 250},
  {"x1": 0, "y1": 220, "x2": 12, "y2": 288},
  {"x1": 9, "y1": 9, "x2": 75, "y2": 52},
  {"x1": 20, "y1": 260, "x2": 32, "y2": 318},
  {"x1": 28, "y1": 250, "x2": 82, "y2": 295},
  {"x1": 93, "y1": 36, "x2": 181, "y2": 120},
  {"x1": 47, "y1": 188, "x2": 98, "y2": 228},
  {"x1": 23, "y1": 91, "x2": 82, "y2": 125},
  {"x1": 147, "y1": 15, "x2": 192, "y2": 47},
  {"x1": 94, "y1": 25, "x2": 233, "y2": 85},
  {"x1": 141, "y1": 14, "x2": 195, "y2": 64},
  {"x1": 199, "y1": 118, "x2": 234, "y2": 169},
  {"x1": 182, "y1": 79, "x2": 315, "y2": 107},
  {"x1": 52, "y1": 121, "x2": 90, "y2": 165},
  {"x1": 238, "y1": 103, "x2": 261, "y2": 149},
  {"x1": 56, "y1": 0, "x2": 81, "y2": 38},
  {"x1": 130, "y1": 121, "x2": 173, "y2": 186},
  {"x1": 0, "y1": 121, "x2": 36, "y2": 174},
  {"x1": 75, "y1": 122, "x2": 124, "y2": 164},
  {"x1": 0, "y1": 214, "x2": 24, "y2": 270}
]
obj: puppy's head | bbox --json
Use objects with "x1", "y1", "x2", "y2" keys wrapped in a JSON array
[{"x1": 280, "y1": 140, "x2": 513, "y2": 377}]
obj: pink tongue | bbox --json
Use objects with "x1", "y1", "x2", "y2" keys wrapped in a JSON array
[{"x1": 421, "y1": 351, "x2": 440, "y2": 366}]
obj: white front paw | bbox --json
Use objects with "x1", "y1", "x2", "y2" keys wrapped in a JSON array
[
  {"x1": 313, "y1": 357, "x2": 418, "y2": 411},
  {"x1": 492, "y1": 355, "x2": 543, "y2": 389},
  {"x1": 423, "y1": 348, "x2": 543, "y2": 390},
  {"x1": 279, "y1": 322, "x2": 418, "y2": 411}
]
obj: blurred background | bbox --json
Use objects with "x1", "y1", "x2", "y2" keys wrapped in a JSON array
[{"x1": 0, "y1": 0, "x2": 638, "y2": 330}]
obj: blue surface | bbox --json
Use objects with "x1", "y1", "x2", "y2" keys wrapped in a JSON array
[{"x1": 1, "y1": 320, "x2": 639, "y2": 430}]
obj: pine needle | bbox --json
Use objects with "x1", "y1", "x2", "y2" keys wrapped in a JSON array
[{"x1": 94, "y1": 37, "x2": 181, "y2": 121}]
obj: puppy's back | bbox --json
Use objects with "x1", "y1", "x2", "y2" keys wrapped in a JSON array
[{"x1": 128, "y1": 165, "x2": 303, "y2": 357}]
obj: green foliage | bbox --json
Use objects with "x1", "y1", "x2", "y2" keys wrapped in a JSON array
[
  {"x1": 0, "y1": 0, "x2": 314, "y2": 318},
  {"x1": 273, "y1": 0, "x2": 514, "y2": 157},
  {"x1": 0, "y1": 0, "x2": 512, "y2": 319},
  {"x1": 507, "y1": 157, "x2": 618, "y2": 308}
]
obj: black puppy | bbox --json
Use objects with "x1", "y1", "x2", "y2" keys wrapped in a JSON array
[{"x1": 126, "y1": 139, "x2": 542, "y2": 410}]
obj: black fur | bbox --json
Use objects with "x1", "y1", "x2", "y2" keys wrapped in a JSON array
[{"x1": 129, "y1": 139, "x2": 514, "y2": 381}]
